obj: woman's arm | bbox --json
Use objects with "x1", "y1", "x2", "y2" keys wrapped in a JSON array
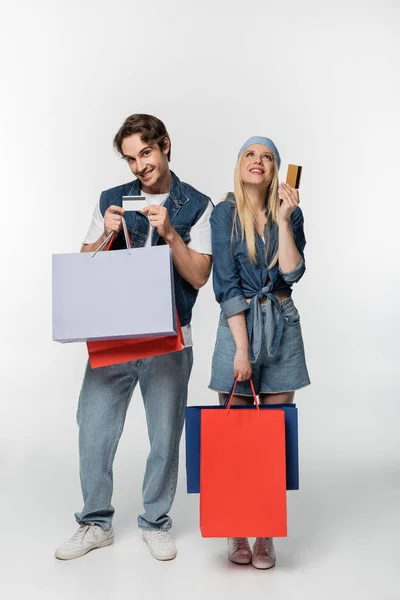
[
  {"x1": 277, "y1": 183, "x2": 306, "y2": 284},
  {"x1": 227, "y1": 313, "x2": 252, "y2": 382},
  {"x1": 210, "y1": 204, "x2": 249, "y2": 317},
  {"x1": 211, "y1": 203, "x2": 252, "y2": 381},
  {"x1": 278, "y1": 220, "x2": 302, "y2": 273}
]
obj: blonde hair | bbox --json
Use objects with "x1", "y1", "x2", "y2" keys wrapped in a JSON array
[{"x1": 231, "y1": 154, "x2": 281, "y2": 267}]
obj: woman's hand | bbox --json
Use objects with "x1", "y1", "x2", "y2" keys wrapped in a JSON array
[
  {"x1": 234, "y1": 348, "x2": 252, "y2": 382},
  {"x1": 278, "y1": 183, "x2": 299, "y2": 225}
]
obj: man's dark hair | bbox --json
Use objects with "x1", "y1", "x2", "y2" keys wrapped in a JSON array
[{"x1": 114, "y1": 114, "x2": 171, "y2": 161}]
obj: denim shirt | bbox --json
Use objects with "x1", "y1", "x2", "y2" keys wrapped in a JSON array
[
  {"x1": 99, "y1": 171, "x2": 212, "y2": 327},
  {"x1": 210, "y1": 195, "x2": 306, "y2": 362}
]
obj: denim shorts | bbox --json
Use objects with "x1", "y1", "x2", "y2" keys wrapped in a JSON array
[{"x1": 209, "y1": 297, "x2": 310, "y2": 396}]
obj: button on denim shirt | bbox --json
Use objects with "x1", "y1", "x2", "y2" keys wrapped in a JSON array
[
  {"x1": 210, "y1": 195, "x2": 306, "y2": 363},
  {"x1": 99, "y1": 171, "x2": 212, "y2": 327}
]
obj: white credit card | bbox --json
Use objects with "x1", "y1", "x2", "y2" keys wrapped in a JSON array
[{"x1": 122, "y1": 196, "x2": 147, "y2": 211}]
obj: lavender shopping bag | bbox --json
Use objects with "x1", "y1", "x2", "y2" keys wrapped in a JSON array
[{"x1": 52, "y1": 244, "x2": 177, "y2": 343}]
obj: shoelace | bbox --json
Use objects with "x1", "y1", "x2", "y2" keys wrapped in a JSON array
[
  {"x1": 253, "y1": 537, "x2": 273, "y2": 555},
  {"x1": 148, "y1": 530, "x2": 172, "y2": 542},
  {"x1": 70, "y1": 525, "x2": 92, "y2": 542},
  {"x1": 232, "y1": 537, "x2": 250, "y2": 551}
]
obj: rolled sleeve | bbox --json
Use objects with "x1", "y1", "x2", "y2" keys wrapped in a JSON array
[
  {"x1": 210, "y1": 203, "x2": 249, "y2": 318},
  {"x1": 221, "y1": 295, "x2": 249, "y2": 319},
  {"x1": 279, "y1": 257, "x2": 306, "y2": 284}
]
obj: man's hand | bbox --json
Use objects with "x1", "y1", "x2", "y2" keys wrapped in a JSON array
[
  {"x1": 104, "y1": 205, "x2": 125, "y2": 237},
  {"x1": 141, "y1": 205, "x2": 174, "y2": 242}
]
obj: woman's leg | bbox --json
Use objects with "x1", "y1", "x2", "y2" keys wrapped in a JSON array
[
  {"x1": 217, "y1": 392, "x2": 253, "y2": 564},
  {"x1": 253, "y1": 391, "x2": 293, "y2": 569},
  {"x1": 218, "y1": 392, "x2": 255, "y2": 406},
  {"x1": 259, "y1": 391, "x2": 295, "y2": 405}
]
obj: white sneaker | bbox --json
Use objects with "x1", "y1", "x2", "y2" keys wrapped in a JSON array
[
  {"x1": 142, "y1": 530, "x2": 177, "y2": 561},
  {"x1": 228, "y1": 538, "x2": 252, "y2": 564},
  {"x1": 252, "y1": 537, "x2": 276, "y2": 569},
  {"x1": 55, "y1": 525, "x2": 114, "y2": 560}
]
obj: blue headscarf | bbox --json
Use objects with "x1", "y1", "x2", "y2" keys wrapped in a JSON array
[{"x1": 237, "y1": 136, "x2": 281, "y2": 169}]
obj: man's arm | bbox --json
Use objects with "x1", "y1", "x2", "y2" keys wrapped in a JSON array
[
  {"x1": 141, "y1": 204, "x2": 212, "y2": 289},
  {"x1": 80, "y1": 232, "x2": 108, "y2": 253},
  {"x1": 164, "y1": 229, "x2": 212, "y2": 289},
  {"x1": 81, "y1": 205, "x2": 125, "y2": 253}
]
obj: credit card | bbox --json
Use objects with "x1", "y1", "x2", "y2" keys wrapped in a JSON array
[{"x1": 122, "y1": 196, "x2": 147, "y2": 211}]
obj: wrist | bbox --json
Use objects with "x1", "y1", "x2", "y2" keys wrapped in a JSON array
[
  {"x1": 164, "y1": 228, "x2": 178, "y2": 245},
  {"x1": 235, "y1": 345, "x2": 249, "y2": 354}
]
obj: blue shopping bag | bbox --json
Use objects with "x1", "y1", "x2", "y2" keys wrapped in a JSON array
[{"x1": 185, "y1": 381, "x2": 299, "y2": 493}]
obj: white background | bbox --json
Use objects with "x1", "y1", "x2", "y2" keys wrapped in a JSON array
[{"x1": 0, "y1": 0, "x2": 399, "y2": 598}]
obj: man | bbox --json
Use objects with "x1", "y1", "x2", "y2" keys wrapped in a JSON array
[{"x1": 55, "y1": 114, "x2": 213, "y2": 561}]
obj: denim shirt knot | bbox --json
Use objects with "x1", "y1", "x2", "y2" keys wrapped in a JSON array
[
  {"x1": 257, "y1": 287, "x2": 268, "y2": 301},
  {"x1": 248, "y1": 284, "x2": 285, "y2": 363}
]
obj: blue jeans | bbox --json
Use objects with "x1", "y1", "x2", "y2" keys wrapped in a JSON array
[{"x1": 74, "y1": 348, "x2": 193, "y2": 531}]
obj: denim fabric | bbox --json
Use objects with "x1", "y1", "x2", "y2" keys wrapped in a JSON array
[
  {"x1": 75, "y1": 348, "x2": 193, "y2": 531},
  {"x1": 210, "y1": 299, "x2": 310, "y2": 394},
  {"x1": 98, "y1": 171, "x2": 212, "y2": 327},
  {"x1": 210, "y1": 195, "x2": 306, "y2": 363}
]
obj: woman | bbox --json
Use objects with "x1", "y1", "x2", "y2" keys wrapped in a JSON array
[{"x1": 209, "y1": 136, "x2": 310, "y2": 569}]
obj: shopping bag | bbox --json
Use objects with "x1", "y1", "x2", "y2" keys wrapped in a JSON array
[
  {"x1": 87, "y1": 312, "x2": 185, "y2": 368},
  {"x1": 200, "y1": 380, "x2": 287, "y2": 538},
  {"x1": 52, "y1": 220, "x2": 178, "y2": 343},
  {"x1": 185, "y1": 381, "x2": 298, "y2": 492}
]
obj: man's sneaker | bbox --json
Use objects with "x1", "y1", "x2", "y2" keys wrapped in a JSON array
[
  {"x1": 55, "y1": 525, "x2": 114, "y2": 560},
  {"x1": 142, "y1": 530, "x2": 177, "y2": 561},
  {"x1": 252, "y1": 537, "x2": 276, "y2": 569},
  {"x1": 227, "y1": 537, "x2": 252, "y2": 564}
]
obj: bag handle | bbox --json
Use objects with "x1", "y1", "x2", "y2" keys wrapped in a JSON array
[
  {"x1": 92, "y1": 217, "x2": 132, "y2": 258},
  {"x1": 225, "y1": 378, "x2": 260, "y2": 414}
]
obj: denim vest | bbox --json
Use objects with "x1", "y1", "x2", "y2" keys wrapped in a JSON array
[
  {"x1": 99, "y1": 171, "x2": 211, "y2": 327},
  {"x1": 210, "y1": 195, "x2": 306, "y2": 362}
]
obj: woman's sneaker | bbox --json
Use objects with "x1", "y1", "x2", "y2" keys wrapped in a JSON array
[
  {"x1": 251, "y1": 537, "x2": 276, "y2": 569},
  {"x1": 228, "y1": 538, "x2": 252, "y2": 564},
  {"x1": 55, "y1": 525, "x2": 114, "y2": 560}
]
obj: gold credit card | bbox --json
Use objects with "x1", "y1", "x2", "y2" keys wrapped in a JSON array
[{"x1": 286, "y1": 164, "x2": 302, "y2": 189}]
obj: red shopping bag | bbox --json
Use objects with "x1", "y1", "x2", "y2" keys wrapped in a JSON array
[
  {"x1": 86, "y1": 229, "x2": 184, "y2": 368},
  {"x1": 200, "y1": 380, "x2": 287, "y2": 538},
  {"x1": 87, "y1": 317, "x2": 184, "y2": 368}
]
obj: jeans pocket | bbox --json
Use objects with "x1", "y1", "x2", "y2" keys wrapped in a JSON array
[{"x1": 281, "y1": 299, "x2": 300, "y2": 325}]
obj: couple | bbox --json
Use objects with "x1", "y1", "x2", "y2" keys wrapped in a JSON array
[{"x1": 55, "y1": 113, "x2": 310, "y2": 569}]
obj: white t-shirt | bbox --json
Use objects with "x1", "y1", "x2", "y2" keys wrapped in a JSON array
[{"x1": 82, "y1": 191, "x2": 213, "y2": 347}]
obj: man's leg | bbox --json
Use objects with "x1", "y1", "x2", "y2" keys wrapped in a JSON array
[
  {"x1": 137, "y1": 347, "x2": 193, "y2": 531},
  {"x1": 55, "y1": 360, "x2": 139, "y2": 560},
  {"x1": 75, "y1": 360, "x2": 139, "y2": 529}
]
